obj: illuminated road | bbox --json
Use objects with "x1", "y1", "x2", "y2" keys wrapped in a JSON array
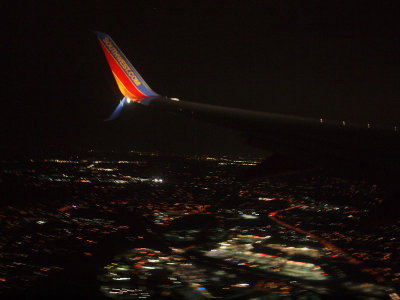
[{"x1": 269, "y1": 206, "x2": 361, "y2": 265}]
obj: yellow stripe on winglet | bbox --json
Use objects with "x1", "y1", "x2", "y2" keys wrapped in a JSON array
[{"x1": 112, "y1": 71, "x2": 140, "y2": 101}]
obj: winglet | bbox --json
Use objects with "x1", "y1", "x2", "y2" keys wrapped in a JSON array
[
  {"x1": 93, "y1": 31, "x2": 159, "y2": 101},
  {"x1": 105, "y1": 97, "x2": 127, "y2": 121}
]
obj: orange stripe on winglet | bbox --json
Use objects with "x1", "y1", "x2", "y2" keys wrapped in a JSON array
[{"x1": 99, "y1": 41, "x2": 146, "y2": 98}]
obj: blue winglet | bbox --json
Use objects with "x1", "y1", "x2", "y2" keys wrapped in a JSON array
[{"x1": 105, "y1": 97, "x2": 127, "y2": 121}]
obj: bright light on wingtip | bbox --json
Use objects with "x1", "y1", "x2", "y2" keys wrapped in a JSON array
[{"x1": 170, "y1": 97, "x2": 180, "y2": 101}]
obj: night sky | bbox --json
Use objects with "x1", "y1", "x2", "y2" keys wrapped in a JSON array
[{"x1": 2, "y1": 1, "x2": 400, "y2": 156}]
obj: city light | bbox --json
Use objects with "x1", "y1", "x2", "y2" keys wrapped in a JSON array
[{"x1": 0, "y1": 151, "x2": 397, "y2": 299}]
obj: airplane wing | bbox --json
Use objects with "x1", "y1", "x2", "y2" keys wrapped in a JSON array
[{"x1": 93, "y1": 31, "x2": 400, "y2": 180}]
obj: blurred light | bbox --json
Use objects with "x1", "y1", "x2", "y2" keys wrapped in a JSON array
[{"x1": 231, "y1": 283, "x2": 249, "y2": 287}]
